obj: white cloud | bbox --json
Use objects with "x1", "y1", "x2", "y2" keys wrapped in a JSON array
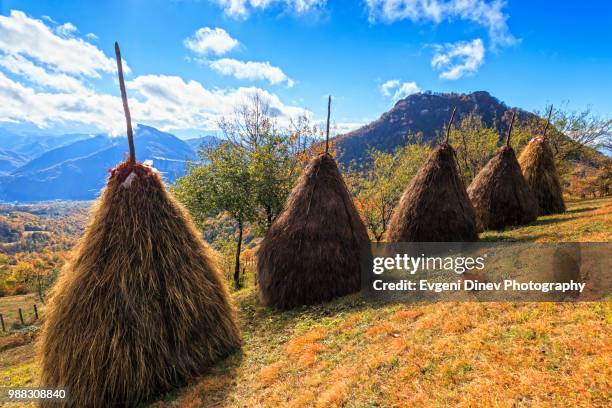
[
  {"x1": 431, "y1": 38, "x2": 484, "y2": 80},
  {"x1": 0, "y1": 53, "x2": 86, "y2": 92},
  {"x1": 209, "y1": 58, "x2": 294, "y2": 87},
  {"x1": 85, "y1": 33, "x2": 98, "y2": 41},
  {"x1": 184, "y1": 27, "x2": 239, "y2": 56},
  {"x1": 0, "y1": 10, "x2": 121, "y2": 77},
  {"x1": 0, "y1": 71, "x2": 125, "y2": 133},
  {"x1": 56, "y1": 22, "x2": 77, "y2": 37},
  {"x1": 210, "y1": 0, "x2": 327, "y2": 19},
  {"x1": 0, "y1": 70, "x2": 306, "y2": 135},
  {"x1": 381, "y1": 79, "x2": 400, "y2": 97},
  {"x1": 380, "y1": 79, "x2": 420, "y2": 100},
  {"x1": 126, "y1": 75, "x2": 306, "y2": 130},
  {"x1": 365, "y1": 0, "x2": 516, "y2": 48},
  {"x1": 0, "y1": 10, "x2": 307, "y2": 135}
]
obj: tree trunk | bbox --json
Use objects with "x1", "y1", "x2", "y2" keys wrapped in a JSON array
[
  {"x1": 265, "y1": 205, "x2": 273, "y2": 230},
  {"x1": 234, "y1": 219, "x2": 243, "y2": 289}
]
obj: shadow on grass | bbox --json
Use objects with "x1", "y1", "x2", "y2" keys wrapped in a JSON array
[
  {"x1": 153, "y1": 350, "x2": 244, "y2": 407},
  {"x1": 564, "y1": 207, "x2": 596, "y2": 214},
  {"x1": 236, "y1": 289, "x2": 377, "y2": 336},
  {"x1": 532, "y1": 216, "x2": 576, "y2": 226},
  {"x1": 479, "y1": 233, "x2": 549, "y2": 243}
]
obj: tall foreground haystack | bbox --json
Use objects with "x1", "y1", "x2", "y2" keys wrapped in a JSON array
[
  {"x1": 257, "y1": 97, "x2": 370, "y2": 309},
  {"x1": 38, "y1": 43, "x2": 240, "y2": 408},
  {"x1": 467, "y1": 110, "x2": 538, "y2": 231},
  {"x1": 518, "y1": 136, "x2": 565, "y2": 215},
  {"x1": 386, "y1": 108, "x2": 478, "y2": 242}
]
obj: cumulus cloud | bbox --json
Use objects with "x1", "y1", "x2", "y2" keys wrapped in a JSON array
[
  {"x1": 380, "y1": 79, "x2": 400, "y2": 97},
  {"x1": 56, "y1": 22, "x2": 77, "y2": 37},
  {"x1": 431, "y1": 38, "x2": 485, "y2": 80},
  {"x1": 380, "y1": 79, "x2": 420, "y2": 100},
  {"x1": 208, "y1": 58, "x2": 294, "y2": 87},
  {"x1": 0, "y1": 10, "x2": 121, "y2": 77},
  {"x1": 184, "y1": 27, "x2": 239, "y2": 56},
  {"x1": 0, "y1": 10, "x2": 309, "y2": 134},
  {"x1": 365, "y1": 0, "x2": 516, "y2": 48},
  {"x1": 210, "y1": 0, "x2": 327, "y2": 19},
  {"x1": 0, "y1": 53, "x2": 86, "y2": 92}
]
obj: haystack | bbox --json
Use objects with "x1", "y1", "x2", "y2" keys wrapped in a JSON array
[
  {"x1": 38, "y1": 43, "x2": 240, "y2": 408},
  {"x1": 518, "y1": 136, "x2": 565, "y2": 215},
  {"x1": 467, "y1": 111, "x2": 538, "y2": 231},
  {"x1": 257, "y1": 97, "x2": 370, "y2": 310},
  {"x1": 386, "y1": 108, "x2": 478, "y2": 242}
]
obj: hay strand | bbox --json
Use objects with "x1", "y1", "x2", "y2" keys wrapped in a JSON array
[{"x1": 115, "y1": 42, "x2": 136, "y2": 163}]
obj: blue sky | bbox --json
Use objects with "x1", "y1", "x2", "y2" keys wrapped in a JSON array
[{"x1": 0, "y1": 0, "x2": 611, "y2": 138}]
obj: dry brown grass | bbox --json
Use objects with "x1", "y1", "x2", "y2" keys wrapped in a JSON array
[{"x1": 38, "y1": 161, "x2": 241, "y2": 407}]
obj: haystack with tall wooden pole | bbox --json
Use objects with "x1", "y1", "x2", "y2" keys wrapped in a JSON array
[
  {"x1": 38, "y1": 42, "x2": 241, "y2": 408},
  {"x1": 518, "y1": 106, "x2": 566, "y2": 215},
  {"x1": 386, "y1": 108, "x2": 478, "y2": 242},
  {"x1": 257, "y1": 96, "x2": 370, "y2": 310},
  {"x1": 467, "y1": 111, "x2": 538, "y2": 231}
]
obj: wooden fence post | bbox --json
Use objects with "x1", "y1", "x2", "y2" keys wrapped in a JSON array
[
  {"x1": 0, "y1": 314, "x2": 5, "y2": 331},
  {"x1": 34, "y1": 304, "x2": 39, "y2": 320},
  {"x1": 18, "y1": 308, "x2": 24, "y2": 325}
]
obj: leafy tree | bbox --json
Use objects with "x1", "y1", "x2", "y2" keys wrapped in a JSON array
[
  {"x1": 446, "y1": 113, "x2": 499, "y2": 184},
  {"x1": 174, "y1": 142, "x2": 255, "y2": 289},
  {"x1": 175, "y1": 92, "x2": 316, "y2": 288},
  {"x1": 348, "y1": 143, "x2": 430, "y2": 241}
]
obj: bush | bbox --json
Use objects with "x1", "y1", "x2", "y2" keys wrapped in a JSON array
[{"x1": 12, "y1": 283, "x2": 29, "y2": 295}]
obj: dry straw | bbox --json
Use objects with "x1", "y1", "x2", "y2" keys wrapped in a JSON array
[
  {"x1": 518, "y1": 106, "x2": 566, "y2": 215},
  {"x1": 386, "y1": 107, "x2": 478, "y2": 242},
  {"x1": 257, "y1": 96, "x2": 370, "y2": 309},
  {"x1": 38, "y1": 42, "x2": 240, "y2": 407},
  {"x1": 467, "y1": 110, "x2": 538, "y2": 231}
]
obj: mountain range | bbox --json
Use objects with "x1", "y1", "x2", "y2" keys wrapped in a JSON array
[
  {"x1": 0, "y1": 125, "x2": 220, "y2": 201},
  {"x1": 0, "y1": 91, "x2": 580, "y2": 202}
]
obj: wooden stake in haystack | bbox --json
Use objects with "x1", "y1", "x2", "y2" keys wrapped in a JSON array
[
  {"x1": 325, "y1": 95, "x2": 331, "y2": 154},
  {"x1": 39, "y1": 42, "x2": 241, "y2": 408},
  {"x1": 506, "y1": 110, "x2": 516, "y2": 146},
  {"x1": 445, "y1": 106, "x2": 457, "y2": 144},
  {"x1": 518, "y1": 105, "x2": 565, "y2": 215},
  {"x1": 386, "y1": 107, "x2": 478, "y2": 242},
  {"x1": 115, "y1": 42, "x2": 136, "y2": 163},
  {"x1": 257, "y1": 95, "x2": 370, "y2": 309},
  {"x1": 467, "y1": 109, "x2": 538, "y2": 231}
]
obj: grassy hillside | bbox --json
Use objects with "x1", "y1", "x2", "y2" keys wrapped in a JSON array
[{"x1": 0, "y1": 197, "x2": 610, "y2": 407}]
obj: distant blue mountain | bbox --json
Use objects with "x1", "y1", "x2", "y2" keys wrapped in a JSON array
[
  {"x1": 0, "y1": 128, "x2": 90, "y2": 160},
  {"x1": 13, "y1": 134, "x2": 115, "y2": 175},
  {"x1": 0, "y1": 148, "x2": 28, "y2": 174},
  {"x1": 0, "y1": 125, "x2": 197, "y2": 202},
  {"x1": 184, "y1": 135, "x2": 222, "y2": 153}
]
